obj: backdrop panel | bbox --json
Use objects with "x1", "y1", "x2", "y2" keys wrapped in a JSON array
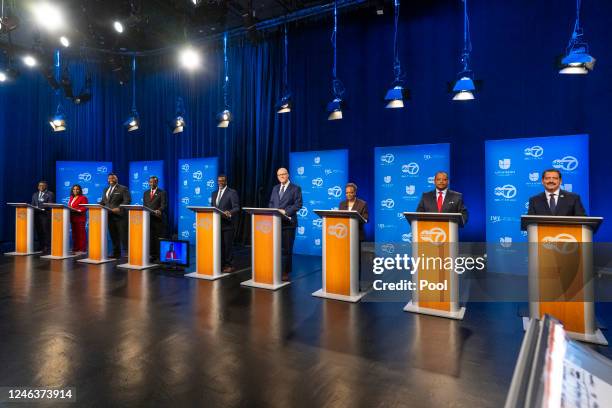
[
  {"x1": 177, "y1": 157, "x2": 218, "y2": 244},
  {"x1": 374, "y1": 144, "x2": 451, "y2": 249},
  {"x1": 56, "y1": 161, "x2": 113, "y2": 206},
  {"x1": 485, "y1": 134, "x2": 590, "y2": 244},
  {"x1": 129, "y1": 160, "x2": 165, "y2": 205},
  {"x1": 289, "y1": 149, "x2": 348, "y2": 256}
]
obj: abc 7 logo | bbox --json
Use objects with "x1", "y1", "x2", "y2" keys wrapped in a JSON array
[
  {"x1": 401, "y1": 162, "x2": 420, "y2": 175},
  {"x1": 52, "y1": 212, "x2": 63, "y2": 222},
  {"x1": 380, "y1": 153, "x2": 395, "y2": 164},
  {"x1": 419, "y1": 227, "x2": 447, "y2": 244},
  {"x1": 552, "y1": 155, "x2": 578, "y2": 171},
  {"x1": 198, "y1": 217, "x2": 212, "y2": 230},
  {"x1": 524, "y1": 145, "x2": 544, "y2": 158},
  {"x1": 327, "y1": 223, "x2": 348, "y2": 239},
  {"x1": 542, "y1": 233, "x2": 579, "y2": 254},
  {"x1": 494, "y1": 184, "x2": 517, "y2": 199},
  {"x1": 130, "y1": 212, "x2": 143, "y2": 225},
  {"x1": 256, "y1": 220, "x2": 272, "y2": 234},
  {"x1": 16, "y1": 210, "x2": 27, "y2": 220},
  {"x1": 89, "y1": 212, "x2": 101, "y2": 223}
]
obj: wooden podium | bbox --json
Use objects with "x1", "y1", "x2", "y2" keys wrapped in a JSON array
[
  {"x1": 402, "y1": 212, "x2": 466, "y2": 320},
  {"x1": 312, "y1": 209, "x2": 367, "y2": 302},
  {"x1": 40, "y1": 203, "x2": 80, "y2": 260},
  {"x1": 77, "y1": 204, "x2": 115, "y2": 264},
  {"x1": 184, "y1": 206, "x2": 231, "y2": 280},
  {"x1": 521, "y1": 215, "x2": 607, "y2": 345},
  {"x1": 5, "y1": 203, "x2": 43, "y2": 256},
  {"x1": 241, "y1": 208, "x2": 291, "y2": 290},
  {"x1": 117, "y1": 205, "x2": 157, "y2": 270}
]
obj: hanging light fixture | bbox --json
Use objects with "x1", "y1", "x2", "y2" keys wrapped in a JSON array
[
  {"x1": 451, "y1": 0, "x2": 476, "y2": 101},
  {"x1": 559, "y1": 0, "x2": 595, "y2": 74},
  {"x1": 172, "y1": 97, "x2": 186, "y2": 134},
  {"x1": 124, "y1": 55, "x2": 140, "y2": 132},
  {"x1": 216, "y1": 33, "x2": 231, "y2": 128},
  {"x1": 49, "y1": 49, "x2": 66, "y2": 132},
  {"x1": 327, "y1": 0, "x2": 345, "y2": 120},
  {"x1": 276, "y1": 23, "x2": 292, "y2": 114},
  {"x1": 384, "y1": 0, "x2": 410, "y2": 108}
]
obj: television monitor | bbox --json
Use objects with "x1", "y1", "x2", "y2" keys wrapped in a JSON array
[{"x1": 159, "y1": 239, "x2": 190, "y2": 267}]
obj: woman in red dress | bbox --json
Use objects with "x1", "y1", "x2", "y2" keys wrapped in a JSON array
[{"x1": 69, "y1": 184, "x2": 88, "y2": 253}]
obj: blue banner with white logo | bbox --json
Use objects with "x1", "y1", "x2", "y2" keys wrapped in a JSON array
[
  {"x1": 177, "y1": 157, "x2": 218, "y2": 244},
  {"x1": 56, "y1": 161, "x2": 113, "y2": 206},
  {"x1": 129, "y1": 161, "x2": 165, "y2": 205},
  {"x1": 485, "y1": 134, "x2": 589, "y2": 245},
  {"x1": 289, "y1": 149, "x2": 348, "y2": 256},
  {"x1": 374, "y1": 144, "x2": 450, "y2": 249}
]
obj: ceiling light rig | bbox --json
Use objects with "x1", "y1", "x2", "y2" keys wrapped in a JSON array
[
  {"x1": 384, "y1": 0, "x2": 410, "y2": 109},
  {"x1": 451, "y1": 0, "x2": 477, "y2": 101},
  {"x1": 124, "y1": 55, "x2": 140, "y2": 132},
  {"x1": 327, "y1": 0, "x2": 345, "y2": 120},
  {"x1": 49, "y1": 50, "x2": 66, "y2": 132},
  {"x1": 172, "y1": 97, "x2": 186, "y2": 134},
  {"x1": 0, "y1": 0, "x2": 19, "y2": 34},
  {"x1": 559, "y1": 0, "x2": 595, "y2": 74},
  {"x1": 31, "y1": 2, "x2": 65, "y2": 32},
  {"x1": 276, "y1": 23, "x2": 292, "y2": 114},
  {"x1": 179, "y1": 47, "x2": 201, "y2": 70},
  {"x1": 113, "y1": 20, "x2": 124, "y2": 33},
  {"x1": 59, "y1": 36, "x2": 69, "y2": 47},
  {"x1": 216, "y1": 32, "x2": 232, "y2": 128}
]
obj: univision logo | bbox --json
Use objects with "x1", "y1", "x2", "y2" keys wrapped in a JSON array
[
  {"x1": 529, "y1": 172, "x2": 539, "y2": 182},
  {"x1": 384, "y1": 175, "x2": 392, "y2": 183},
  {"x1": 524, "y1": 145, "x2": 544, "y2": 158},
  {"x1": 500, "y1": 236, "x2": 512, "y2": 248},
  {"x1": 380, "y1": 153, "x2": 395, "y2": 164},
  {"x1": 142, "y1": 182, "x2": 149, "y2": 189},
  {"x1": 401, "y1": 162, "x2": 420, "y2": 175},
  {"x1": 133, "y1": 172, "x2": 139, "y2": 180},
  {"x1": 494, "y1": 184, "x2": 517, "y2": 199},
  {"x1": 498, "y1": 158, "x2": 511, "y2": 170},
  {"x1": 314, "y1": 156, "x2": 321, "y2": 164},
  {"x1": 297, "y1": 226, "x2": 305, "y2": 235},
  {"x1": 297, "y1": 166, "x2": 305, "y2": 175},
  {"x1": 327, "y1": 186, "x2": 342, "y2": 198},
  {"x1": 552, "y1": 155, "x2": 578, "y2": 171},
  {"x1": 405, "y1": 185, "x2": 415, "y2": 195}
]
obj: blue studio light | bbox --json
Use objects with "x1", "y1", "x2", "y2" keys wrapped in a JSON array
[
  {"x1": 384, "y1": 0, "x2": 409, "y2": 109},
  {"x1": 451, "y1": 0, "x2": 476, "y2": 101},
  {"x1": 326, "y1": 97, "x2": 344, "y2": 120},
  {"x1": 49, "y1": 104, "x2": 66, "y2": 132},
  {"x1": 124, "y1": 109, "x2": 140, "y2": 132},
  {"x1": 560, "y1": 0, "x2": 595, "y2": 74},
  {"x1": 452, "y1": 74, "x2": 475, "y2": 101},
  {"x1": 385, "y1": 85, "x2": 409, "y2": 108}
]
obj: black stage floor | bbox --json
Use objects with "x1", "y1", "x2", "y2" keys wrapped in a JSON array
[{"x1": 1, "y1": 249, "x2": 611, "y2": 407}]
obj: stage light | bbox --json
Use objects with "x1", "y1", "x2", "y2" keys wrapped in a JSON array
[
  {"x1": 451, "y1": 0, "x2": 476, "y2": 101},
  {"x1": 0, "y1": 72, "x2": 6, "y2": 82},
  {"x1": 0, "y1": 15, "x2": 19, "y2": 33},
  {"x1": 31, "y1": 2, "x2": 65, "y2": 31},
  {"x1": 559, "y1": 0, "x2": 595, "y2": 75},
  {"x1": 60, "y1": 36, "x2": 70, "y2": 47},
  {"x1": 171, "y1": 97, "x2": 186, "y2": 133},
  {"x1": 376, "y1": 0, "x2": 384, "y2": 15},
  {"x1": 327, "y1": 97, "x2": 344, "y2": 120},
  {"x1": 452, "y1": 76, "x2": 475, "y2": 100},
  {"x1": 384, "y1": 0, "x2": 410, "y2": 109},
  {"x1": 384, "y1": 85, "x2": 410, "y2": 108},
  {"x1": 113, "y1": 21, "x2": 124, "y2": 33},
  {"x1": 124, "y1": 55, "x2": 140, "y2": 132},
  {"x1": 191, "y1": 0, "x2": 202, "y2": 6},
  {"x1": 179, "y1": 47, "x2": 201, "y2": 70},
  {"x1": 216, "y1": 109, "x2": 231, "y2": 128},
  {"x1": 23, "y1": 55, "x2": 37, "y2": 67},
  {"x1": 49, "y1": 104, "x2": 66, "y2": 132},
  {"x1": 276, "y1": 94, "x2": 292, "y2": 114},
  {"x1": 276, "y1": 24, "x2": 292, "y2": 114}
]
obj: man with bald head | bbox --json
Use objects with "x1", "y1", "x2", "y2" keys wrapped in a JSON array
[{"x1": 269, "y1": 167, "x2": 303, "y2": 281}]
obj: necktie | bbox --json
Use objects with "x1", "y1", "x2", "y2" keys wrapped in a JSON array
[
  {"x1": 106, "y1": 186, "x2": 114, "y2": 199},
  {"x1": 150, "y1": 189, "x2": 154, "y2": 199},
  {"x1": 280, "y1": 185, "x2": 286, "y2": 198},
  {"x1": 549, "y1": 193, "x2": 556, "y2": 214},
  {"x1": 39, "y1": 192, "x2": 43, "y2": 201},
  {"x1": 216, "y1": 189, "x2": 224, "y2": 206},
  {"x1": 437, "y1": 191, "x2": 443, "y2": 212}
]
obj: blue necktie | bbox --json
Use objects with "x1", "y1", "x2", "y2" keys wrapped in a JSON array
[{"x1": 549, "y1": 193, "x2": 556, "y2": 214}]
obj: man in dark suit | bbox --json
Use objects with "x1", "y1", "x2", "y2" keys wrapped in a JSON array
[
  {"x1": 527, "y1": 169, "x2": 586, "y2": 216},
  {"x1": 338, "y1": 182, "x2": 368, "y2": 241},
  {"x1": 31, "y1": 180, "x2": 55, "y2": 253},
  {"x1": 211, "y1": 174, "x2": 240, "y2": 272},
  {"x1": 416, "y1": 171, "x2": 468, "y2": 224},
  {"x1": 143, "y1": 176, "x2": 167, "y2": 261},
  {"x1": 99, "y1": 173, "x2": 131, "y2": 259},
  {"x1": 269, "y1": 167, "x2": 303, "y2": 281}
]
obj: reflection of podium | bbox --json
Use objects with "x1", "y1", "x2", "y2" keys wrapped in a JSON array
[
  {"x1": 117, "y1": 205, "x2": 157, "y2": 270},
  {"x1": 402, "y1": 212, "x2": 466, "y2": 320},
  {"x1": 78, "y1": 204, "x2": 115, "y2": 264},
  {"x1": 241, "y1": 208, "x2": 291, "y2": 290},
  {"x1": 41, "y1": 203, "x2": 80, "y2": 260},
  {"x1": 5, "y1": 203, "x2": 43, "y2": 256},
  {"x1": 521, "y1": 215, "x2": 606, "y2": 345},
  {"x1": 184, "y1": 206, "x2": 230, "y2": 280},
  {"x1": 312, "y1": 210, "x2": 367, "y2": 302}
]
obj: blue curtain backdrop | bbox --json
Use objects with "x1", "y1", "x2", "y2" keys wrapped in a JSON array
[{"x1": 1, "y1": 0, "x2": 611, "y2": 244}]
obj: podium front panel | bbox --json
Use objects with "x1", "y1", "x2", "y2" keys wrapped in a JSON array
[
  {"x1": 88, "y1": 208, "x2": 105, "y2": 261},
  {"x1": 51, "y1": 208, "x2": 70, "y2": 257},
  {"x1": 252, "y1": 214, "x2": 279, "y2": 285},
  {"x1": 414, "y1": 220, "x2": 451, "y2": 311},
  {"x1": 195, "y1": 211, "x2": 220, "y2": 276},
  {"x1": 15, "y1": 207, "x2": 33, "y2": 254},
  {"x1": 323, "y1": 217, "x2": 351, "y2": 296},
  {"x1": 128, "y1": 210, "x2": 150, "y2": 267}
]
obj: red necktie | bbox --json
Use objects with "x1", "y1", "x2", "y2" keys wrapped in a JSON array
[
  {"x1": 437, "y1": 191, "x2": 443, "y2": 212},
  {"x1": 150, "y1": 190, "x2": 154, "y2": 199}
]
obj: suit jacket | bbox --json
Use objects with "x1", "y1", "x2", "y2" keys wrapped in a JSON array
[
  {"x1": 68, "y1": 194, "x2": 88, "y2": 223},
  {"x1": 339, "y1": 198, "x2": 369, "y2": 241},
  {"x1": 268, "y1": 182, "x2": 303, "y2": 228},
  {"x1": 527, "y1": 190, "x2": 586, "y2": 216},
  {"x1": 416, "y1": 189, "x2": 468, "y2": 225},
  {"x1": 99, "y1": 184, "x2": 131, "y2": 216},
  {"x1": 211, "y1": 187, "x2": 240, "y2": 229},
  {"x1": 143, "y1": 188, "x2": 167, "y2": 222},
  {"x1": 31, "y1": 190, "x2": 55, "y2": 213}
]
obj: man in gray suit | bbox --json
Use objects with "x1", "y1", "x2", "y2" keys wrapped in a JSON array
[{"x1": 416, "y1": 171, "x2": 468, "y2": 225}]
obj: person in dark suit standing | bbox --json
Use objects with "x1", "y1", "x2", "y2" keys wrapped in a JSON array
[
  {"x1": 527, "y1": 169, "x2": 586, "y2": 216},
  {"x1": 31, "y1": 180, "x2": 55, "y2": 253},
  {"x1": 143, "y1": 175, "x2": 167, "y2": 262},
  {"x1": 338, "y1": 182, "x2": 368, "y2": 241},
  {"x1": 269, "y1": 167, "x2": 303, "y2": 281},
  {"x1": 416, "y1": 171, "x2": 468, "y2": 224},
  {"x1": 211, "y1": 174, "x2": 240, "y2": 272},
  {"x1": 99, "y1": 173, "x2": 131, "y2": 259}
]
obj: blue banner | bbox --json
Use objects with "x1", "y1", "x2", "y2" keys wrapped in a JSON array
[
  {"x1": 177, "y1": 157, "x2": 218, "y2": 243},
  {"x1": 485, "y1": 134, "x2": 589, "y2": 244},
  {"x1": 289, "y1": 149, "x2": 348, "y2": 256},
  {"x1": 374, "y1": 144, "x2": 450, "y2": 248},
  {"x1": 56, "y1": 161, "x2": 113, "y2": 206},
  {"x1": 129, "y1": 160, "x2": 165, "y2": 205}
]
